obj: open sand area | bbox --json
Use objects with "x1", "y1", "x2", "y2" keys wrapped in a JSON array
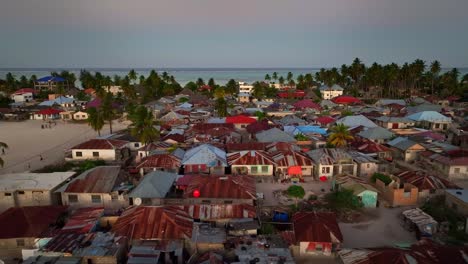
[{"x1": 0, "y1": 120, "x2": 127, "y2": 174}]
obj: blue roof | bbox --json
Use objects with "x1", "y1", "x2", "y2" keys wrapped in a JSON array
[
  {"x1": 407, "y1": 111, "x2": 451, "y2": 122},
  {"x1": 296, "y1": 125, "x2": 328, "y2": 135},
  {"x1": 37, "y1": 76, "x2": 66, "y2": 82}
]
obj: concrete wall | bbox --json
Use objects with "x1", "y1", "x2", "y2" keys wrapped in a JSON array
[
  {"x1": 320, "y1": 90, "x2": 343, "y2": 100},
  {"x1": 0, "y1": 190, "x2": 55, "y2": 214},
  {"x1": 357, "y1": 162, "x2": 378, "y2": 179},
  {"x1": 61, "y1": 192, "x2": 128, "y2": 211},
  {"x1": 232, "y1": 165, "x2": 274, "y2": 176},
  {"x1": 376, "y1": 180, "x2": 418, "y2": 207},
  {"x1": 72, "y1": 149, "x2": 116, "y2": 161},
  {"x1": 0, "y1": 237, "x2": 36, "y2": 261},
  {"x1": 299, "y1": 241, "x2": 334, "y2": 256}
]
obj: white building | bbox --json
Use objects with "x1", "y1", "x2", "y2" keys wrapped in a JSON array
[
  {"x1": 238, "y1": 82, "x2": 254, "y2": 94},
  {"x1": 319, "y1": 84, "x2": 344, "y2": 100},
  {"x1": 11, "y1": 88, "x2": 34, "y2": 103},
  {"x1": 69, "y1": 139, "x2": 130, "y2": 161}
]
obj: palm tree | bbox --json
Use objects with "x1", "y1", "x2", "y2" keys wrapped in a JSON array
[
  {"x1": 100, "y1": 92, "x2": 115, "y2": 134},
  {"x1": 128, "y1": 69, "x2": 137, "y2": 84},
  {"x1": 287, "y1": 72, "x2": 293, "y2": 83},
  {"x1": 0, "y1": 142, "x2": 8, "y2": 167},
  {"x1": 265, "y1": 74, "x2": 271, "y2": 83},
  {"x1": 196, "y1": 78, "x2": 205, "y2": 88},
  {"x1": 327, "y1": 124, "x2": 354, "y2": 148},
  {"x1": 278, "y1": 76, "x2": 285, "y2": 87},
  {"x1": 272, "y1": 72, "x2": 278, "y2": 83},
  {"x1": 215, "y1": 97, "x2": 228, "y2": 117},
  {"x1": 129, "y1": 106, "x2": 160, "y2": 148},
  {"x1": 86, "y1": 108, "x2": 104, "y2": 136},
  {"x1": 430, "y1": 60, "x2": 441, "y2": 95}
]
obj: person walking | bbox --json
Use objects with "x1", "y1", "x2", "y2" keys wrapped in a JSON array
[
  {"x1": 1, "y1": 148, "x2": 4, "y2": 155},
  {"x1": 40, "y1": 155, "x2": 43, "y2": 161}
]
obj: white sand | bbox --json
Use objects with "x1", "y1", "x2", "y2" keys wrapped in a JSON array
[{"x1": 0, "y1": 120, "x2": 127, "y2": 174}]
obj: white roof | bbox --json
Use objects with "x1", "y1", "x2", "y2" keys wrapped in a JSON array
[
  {"x1": 0, "y1": 172, "x2": 75, "y2": 191},
  {"x1": 336, "y1": 115, "x2": 378, "y2": 128}
]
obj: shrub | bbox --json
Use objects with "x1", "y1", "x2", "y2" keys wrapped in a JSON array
[
  {"x1": 325, "y1": 189, "x2": 363, "y2": 210},
  {"x1": 371, "y1": 173, "x2": 392, "y2": 185}
]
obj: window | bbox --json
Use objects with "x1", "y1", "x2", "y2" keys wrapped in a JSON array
[
  {"x1": 134, "y1": 143, "x2": 140, "y2": 147},
  {"x1": 224, "y1": 200, "x2": 233, "y2": 204},
  {"x1": 82, "y1": 115, "x2": 86, "y2": 118},
  {"x1": 91, "y1": 195, "x2": 101, "y2": 203},
  {"x1": 16, "y1": 239, "x2": 25, "y2": 247},
  {"x1": 261, "y1": 166, "x2": 269, "y2": 173},
  {"x1": 18, "y1": 191, "x2": 25, "y2": 195},
  {"x1": 321, "y1": 167, "x2": 330, "y2": 174},
  {"x1": 92, "y1": 152, "x2": 99, "y2": 157},
  {"x1": 68, "y1": 194, "x2": 78, "y2": 203},
  {"x1": 251, "y1": 166, "x2": 258, "y2": 174},
  {"x1": 435, "y1": 124, "x2": 440, "y2": 129},
  {"x1": 454, "y1": 168, "x2": 461, "y2": 174},
  {"x1": 367, "y1": 164, "x2": 370, "y2": 168},
  {"x1": 4, "y1": 192, "x2": 12, "y2": 197},
  {"x1": 76, "y1": 151, "x2": 83, "y2": 157}
]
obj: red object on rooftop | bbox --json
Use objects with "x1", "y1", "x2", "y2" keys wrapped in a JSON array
[
  {"x1": 37, "y1": 108, "x2": 63, "y2": 115},
  {"x1": 193, "y1": 189, "x2": 200, "y2": 198},
  {"x1": 226, "y1": 115, "x2": 256, "y2": 124},
  {"x1": 332, "y1": 95, "x2": 362, "y2": 105},
  {"x1": 315, "y1": 116, "x2": 336, "y2": 125},
  {"x1": 319, "y1": 176, "x2": 328, "y2": 182},
  {"x1": 288, "y1": 166, "x2": 302, "y2": 175}
]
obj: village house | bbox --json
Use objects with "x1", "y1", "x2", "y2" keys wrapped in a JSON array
[
  {"x1": 356, "y1": 126, "x2": 395, "y2": 144},
  {"x1": 307, "y1": 148, "x2": 357, "y2": 179},
  {"x1": 182, "y1": 144, "x2": 227, "y2": 175},
  {"x1": 373, "y1": 174, "x2": 419, "y2": 207},
  {"x1": 266, "y1": 142, "x2": 314, "y2": 179},
  {"x1": 387, "y1": 137, "x2": 426, "y2": 162},
  {"x1": 256, "y1": 128, "x2": 296, "y2": 143},
  {"x1": 30, "y1": 108, "x2": 63, "y2": 120},
  {"x1": 182, "y1": 175, "x2": 256, "y2": 206},
  {"x1": 319, "y1": 84, "x2": 344, "y2": 100},
  {"x1": 72, "y1": 111, "x2": 88, "y2": 121},
  {"x1": 11, "y1": 88, "x2": 35, "y2": 103},
  {"x1": 348, "y1": 151, "x2": 379, "y2": 179},
  {"x1": 136, "y1": 141, "x2": 173, "y2": 160},
  {"x1": 226, "y1": 115, "x2": 256, "y2": 130},
  {"x1": 288, "y1": 212, "x2": 343, "y2": 256},
  {"x1": 0, "y1": 172, "x2": 75, "y2": 213},
  {"x1": 126, "y1": 240, "x2": 184, "y2": 264},
  {"x1": 68, "y1": 139, "x2": 130, "y2": 161},
  {"x1": 350, "y1": 139, "x2": 393, "y2": 161},
  {"x1": 112, "y1": 206, "x2": 194, "y2": 241},
  {"x1": 335, "y1": 175, "x2": 379, "y2": 207},
  {"x1": 419, "y1": 150, "x2": 468, "y2": 180},
  {"x1": 336, "y1": 115, "x2": 378, "y2": 128},
  {"x1": 34, "y1": 76, "x2": 70, "y2": 91},
  {"x1": 375, "y1": 116, "x2": 415, "y2": 129},
  {"x1": 227, "y1": 150, "x2": 276, "y2": 176},
  {"x1": 237, "y1": 92, "x2": 250, "y2": 103},
  {"x1": 238, "y1": 82, "x2": 254, "y2": 94},
  {"x1": 407, "y1": 111, "x2": 452, "y2": 131},
  {"x1": 0, "y1": 206, "x2": 68, "y2": 262},
  {"x1": 136, "y1": 151, "x2": 183, "y2": 175},
  {"x1": 128, "y1": 171, "x2": 178, "y2": 206},
  {"x1": 56, "y1": 166, "x2": 131, "y2": 211}
]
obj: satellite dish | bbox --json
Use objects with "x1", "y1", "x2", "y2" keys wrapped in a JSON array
[{"x1": 134, "y1": 197, "x2": 142, "y2": 206}]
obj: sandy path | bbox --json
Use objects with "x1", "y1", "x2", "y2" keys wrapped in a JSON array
[{"x1": 0, "y1": 120, "x2": 127, "y2": 174}]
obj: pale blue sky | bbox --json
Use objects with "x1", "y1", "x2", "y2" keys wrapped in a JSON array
[{"x1": 0, "y1": 0, "x2": 467, "y2": 68}]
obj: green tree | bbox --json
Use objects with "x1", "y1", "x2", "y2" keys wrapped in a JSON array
[
  {"x1": 278, "y1": 76, "x2": 285, "y2": 86},
  {"x1": 215, "y1": 97, "x2": 228, "y2": 117},
  {"x1": 287, "y1": 185, "x2": 305, "y2": 206},
  {"x1": 327, "y1": 123, "x2": 354, "y2": 148},
  {"x1": 196, "y1": 78, "x2": 205, "y2": 87},
  {"x1": 128, "y1": 69, "x2": 137, "y2": 84},
  {"x1": 86, "y1": 107, "x2": 104, "y2": 136},
  {"x1": 225, "y1": 79, "x2": 239, "y2": 94},
  {"x1": 129, "y1": 106, "x2": 160, "y2": 147},
  {"x1": 287, "y1": 72, "x2": 293, "y2": 83},
  {"x1": 252, "y1": 82, "x2": 265, "y2": 100},
  {"x1": 184, "y1": 81, "x2": 198, "y2": 92},
  {"x1": 208, "y1": 78, "x2": 216, "y2": 88},
  {"x1": 429, "y1": 60, "x2": 441, "y2": 95},
  {"x1": 265, "y1": 74, "x2": 271, "y2": 82},
  {"x1": 272, "y1": 72, "x2": 278, "y2": 82},
  {"x1": 101, "y1": 92, "x2": 116, "y2": 134}
]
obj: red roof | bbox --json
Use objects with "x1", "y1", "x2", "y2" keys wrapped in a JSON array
[
  {"x1": 183, "y1": 204, "x2": 256, "y2": 220},
  {"x1": 137, "y1": 142, "x2": 172, "y2": 152},
  {"x1": 136, "y1": 154, "x2": 181, "y2": 170},
  {"x1": 162, "y1": 133, "x2": 185, "y2": 143},
  {"x1": 292, "y1": 212, "x2": 342, "y2": 243},
  {"x1": 112, "y1": 206, "x2": 193, "y2": 240},
  {"x1": 0, "y1": 206, "x2": 68, "y2": 239},
  {"x1": 278, "y1": 90, "x2": 306, "y2": 98},
  {"x1": 332, "y1": 95, "x2": 362, "y2": 104},
  {"x1": 351, "y1": 139, "x2": 391, "y2": 154},
  {"x1": 14, "y1": 88, "x2": 36, "y2": 95},
  {"x1": 315, "y1": 116, "x2": 336, "y2": 125},
  {"x1": 246, "y1": 120, "x2": 275, "y2": 134},
  {"x1": 293, "y1": 99, "x2": 322, "y2": 110},
  {"x1": 37, "y1": 108, "x2": 63, "y2": 115},
  {"x1": 184, "y1": 175, "x2": 256, "y2": 199},
  {"x1": 226, "y1": 115, "x2": 256, "y2": 124},
  {"x1": 84, "y1": 88, "x2": 96, "y2": 95},
  {"x1": 62, "y1": 207, "x2": 104, "y2": 233},
  {"x1": 65, "y1": 166, "x2": 121, "y2": 193},
  {"x1": 71, "y1": 139, "x2": 128, "y2": 150},
  {"x1": 225, "y1": 142, "x2": 269, "y2": 151}
]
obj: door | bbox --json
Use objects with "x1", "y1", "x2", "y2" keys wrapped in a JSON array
[{"x1": 392, "y1": 123, "x2": 398, "y2": 129}]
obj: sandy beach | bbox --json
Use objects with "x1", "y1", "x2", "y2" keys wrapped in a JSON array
[{"x1": 0, "y1": 120, "x2": 127, "y2": 174}]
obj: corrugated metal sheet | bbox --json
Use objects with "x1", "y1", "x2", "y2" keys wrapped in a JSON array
[
  {"x1": 227, "y1": 150, "x2": 275, "y2": 166},
  {"x1": 292, "y1": 212, "x2": 342, "y2": 243},
  {"x1": 183, "y1": 175, "x2": 256, "y2": 199},
  {"x1": 64, "y1": 166, "x2": 121, "y2": 193},
  {"x1": 136, "y1": 154, "x2": 181, "y2": 170},
  {"x1": 112, "y1": 206, "x2": 193, "y2": 240},
  {"x1": 71, "y1": 139, "x2": 128, "y2": 150},
  {"x1": 396, "y1": 171, "x2": 458, "y2": 190}
]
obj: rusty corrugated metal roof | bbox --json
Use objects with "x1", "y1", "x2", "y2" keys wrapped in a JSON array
[
  {"x1": 64, "y1": 166, "x2": 121, "y2": 193},
  {"x1": 136, "y1": 154, "x2": 181, "y2": 170},
  {"x1": 184, "y1": 175, "x2": 256, "y2": 200},
  {"x1": 112, "y1": 206, "x2": 193, "y2": 240},
  {"x1": 71, "y1": 139, "x2": 128, "y2": 150},
  {"x1": 292, "y1": 212, "x2": 342, "y2": 243},
  {"x1": 227, "y1": 150, "x2": 275, "y2": 166},
  {"x1": 183, "y1": 204, "x2": 256, "y2": 220}
]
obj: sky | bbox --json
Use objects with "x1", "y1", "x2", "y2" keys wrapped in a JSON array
[{"x1": 0, "y1": 0, "x2": 467, "y2": 68}]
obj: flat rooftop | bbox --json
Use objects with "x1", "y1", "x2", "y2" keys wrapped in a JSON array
[{"x1": 0, "y1": 172, "x2": 75, "y2": 192}]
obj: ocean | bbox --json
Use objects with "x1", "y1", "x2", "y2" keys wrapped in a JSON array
[{"x1": 1, "y1": 68, "x2": 467, "y2": 88}]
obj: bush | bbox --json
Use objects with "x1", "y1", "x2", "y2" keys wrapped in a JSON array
[
  {"x1": 308, "y1": 194, "x2": 318, "y2": 201},
  {"x1": 259, "y1": 223, "x2": 275, "y2": 235},
  {"x1": 32, "y1": 162, "x2": 75, "y2": 173},
  {"x1": 325, "y1": 189, "x2": 363, "y2": 210},
  {"x1": 76, "y1": 160, "x2": 106, "y2": 174},
  {"x1": 371, "y1": 173, "x2": 392, "y2": 185}
]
